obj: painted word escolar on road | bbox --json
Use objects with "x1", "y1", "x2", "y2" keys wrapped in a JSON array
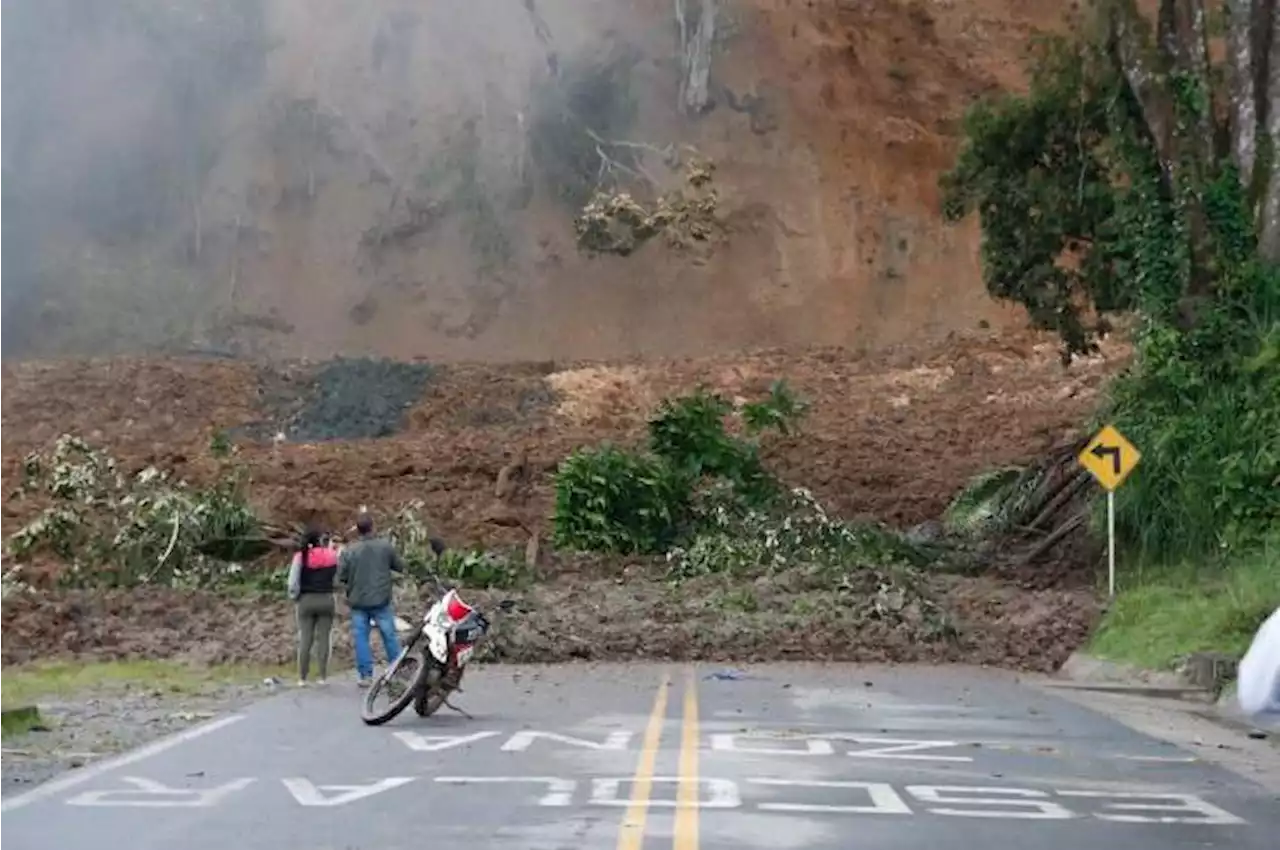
[
  {"x1": 7, "y1": 663, "x2": 1279, "y2": 850},
  {"x1": 62, "y1": 773, "x2": 1249, "y2": 826}
]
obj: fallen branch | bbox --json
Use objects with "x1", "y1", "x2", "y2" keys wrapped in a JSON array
[
  {"x1": 1026, "y1": 470, "x2": 1091, "y2": 532},
  {"x1": 142, "y1": 509, "x2": 184, "y2": 584},
  {"x1": 1024, "y1": 512, "x2": 1087, "y2": 562}
]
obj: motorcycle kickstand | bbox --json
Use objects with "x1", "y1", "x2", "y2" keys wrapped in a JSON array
[{"x1": 442, "y1": 695, "x2": 473, "y2": 719}]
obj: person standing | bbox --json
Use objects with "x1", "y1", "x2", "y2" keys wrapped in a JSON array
[
  {"x1": 286, "y1": 528, "x2": 338, "y2": 687},
  {"x1": 336, "y1": 513, "x2": 406, "y2": 686}
]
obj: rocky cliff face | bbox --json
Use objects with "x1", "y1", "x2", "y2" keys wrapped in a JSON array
[{"x1": 2, "y1": 0, "x2": 1066, "y2": 362}]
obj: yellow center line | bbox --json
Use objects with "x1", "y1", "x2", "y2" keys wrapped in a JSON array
[
  {"x1": 674, "y1": 666, "x2": 700, "y2": 850},
  {"x1": 616, "y1": 671, "x2": 671, "y2": 850}
]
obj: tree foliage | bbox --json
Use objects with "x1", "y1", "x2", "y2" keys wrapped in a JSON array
[
  {"x1": 551, "y1": 384, "x2": 806, "y2": 554},
  {"x1": 941, "y1": 0, "x2": 1280, "y2": 559}
]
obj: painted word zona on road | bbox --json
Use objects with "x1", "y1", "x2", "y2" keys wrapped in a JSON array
[
  {"x1": 392, "y1": 728, "x2": 1012, "y2": 761},
  {"x1": 61, "y1": 773, "x2": 1248, "y2": 825}
]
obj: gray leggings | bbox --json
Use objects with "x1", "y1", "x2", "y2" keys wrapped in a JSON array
[{"x1": 296, "y1": 593, "x2": 335, "y2": 681}]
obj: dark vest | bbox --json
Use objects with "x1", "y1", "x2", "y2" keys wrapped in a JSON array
[{"x1": 297, "y1": 547, "x2": 338, "y2": 595}]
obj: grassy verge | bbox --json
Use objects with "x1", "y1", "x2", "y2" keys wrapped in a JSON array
[
  {"x1": 0, "y1": 660, "x2": 288, "y2": 711},
  {"x1": 1088, "y1": 539, "x2": 1280, "y2": 671},
  {"x1": 1, "y1": 705, "x2": 46, "y2": 737}
]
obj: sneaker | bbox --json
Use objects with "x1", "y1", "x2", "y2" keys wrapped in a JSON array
[
  {"x1": 357, "y1": 677, "x2": 372, "y2": 689},
  {"x1": 316, "y1": 678, "x2": 328, "y2": 687},
  {"x1": 297, "y1": 679, "x2": 308, "y2": 688}
]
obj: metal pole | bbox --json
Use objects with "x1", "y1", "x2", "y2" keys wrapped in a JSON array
[{"x1": 1107, "y1": 490, "x2": 1116, "y2": 598}]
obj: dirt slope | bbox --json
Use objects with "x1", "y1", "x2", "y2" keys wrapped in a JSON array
[
  {"x1": 1, "y1": 331, "x2": 1127, "y2": 549},
  {"x1": 5, "y1": 0, "x2": 1067, "y2": 362}
]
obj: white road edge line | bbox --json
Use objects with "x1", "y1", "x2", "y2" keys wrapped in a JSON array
[{"x1": 0, "y1": 713, "x2": 247, "y2": 813}]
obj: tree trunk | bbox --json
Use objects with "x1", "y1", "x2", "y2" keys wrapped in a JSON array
[
  {"x1": 1109, "y1": 0, "x2": 1221, "y2": 295},
  {"x1": 1108, "y1": 1, "x2": 1178, "y2": 185},
  {"x1": 1258, "y1": 4, "x2": 1280, "y2": 261},
  {"x1": 1226, "y1": 0, "x2": 1260, "y2": 185}
]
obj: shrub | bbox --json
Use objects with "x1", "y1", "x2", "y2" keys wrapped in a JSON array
[
  {"x1": 552, "y1": 445, "x2": 691, "y2": 554},
  {"x1": 552, "y1": 383, "x2": 810, "y2": 556}
]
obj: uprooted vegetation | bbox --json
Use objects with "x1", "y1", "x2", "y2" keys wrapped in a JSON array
[
  {"x1": 574, "y1": 156, "x2": 721, "y2": 256},
  {"x1": 551, "y1": 382, "x2": 961, "y2": 636},
  {"x1": 1, "y1": 372, "x2": 1103, "y2": 672},
  {"x1": 1, "y1": 436, "x2": 527, "y2": 597}
]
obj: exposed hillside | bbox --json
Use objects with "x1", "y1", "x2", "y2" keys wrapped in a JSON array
[{"x1": 3, "y1": 0, "x2": 1067, "y2": 362}]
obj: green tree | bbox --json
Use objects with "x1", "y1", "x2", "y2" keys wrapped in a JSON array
[{"x1": 941, "y1": 0, "x2": 1280, "y2": 559}]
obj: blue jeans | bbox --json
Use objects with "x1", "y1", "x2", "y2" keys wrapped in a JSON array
[{"x1": 350, "y1": 604, "x2": 402, "y2": 679}]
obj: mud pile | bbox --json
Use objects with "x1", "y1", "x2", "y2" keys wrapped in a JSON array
[
  {"x1": 232, "y1": 358, "x2": 437, "y2": 443},
  {"x1": 0, "y1": 329, "x2": 1129, "y2": 669},
  {"x1": 0, "y1": 576, "x2": 1099, "y2": 674}
]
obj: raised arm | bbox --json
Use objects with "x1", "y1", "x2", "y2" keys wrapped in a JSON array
[
  {"x1": 286, "y1": 554, "x2": 302, "y2": 600},
  {"x1": 336, "y1": 548, "x2": 351, "y2": 586},
  {"x1": 389, "y1": 543, "x2": 407, "y2": 574}
]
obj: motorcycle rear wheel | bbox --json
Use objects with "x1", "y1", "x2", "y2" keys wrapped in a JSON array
[{"x1": 361, "y1": 647, "x2": 429, "y2": 726}]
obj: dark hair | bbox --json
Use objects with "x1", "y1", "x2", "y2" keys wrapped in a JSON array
[
  {"x1": 299, "y1": 527, "x2": 322, "y2": 569},
  {"x1": 356, "y1": 514, "x2": 374, "y2": 535}
]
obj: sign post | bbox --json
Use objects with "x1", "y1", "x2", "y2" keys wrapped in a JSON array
[{"x1": 1077, "y1": 424, "x2": 1141, "y2": 598}]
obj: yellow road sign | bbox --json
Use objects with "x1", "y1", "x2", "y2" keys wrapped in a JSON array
[{"x1": 1078, "y1": 424, "x2": 1141, "y2": 491}]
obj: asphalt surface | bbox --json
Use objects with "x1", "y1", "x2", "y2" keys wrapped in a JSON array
[{"x1": 3, "y1": 663, "x2": 1278, "y2": 850}]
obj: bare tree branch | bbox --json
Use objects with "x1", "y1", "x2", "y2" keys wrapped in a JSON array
[{"x1": 676, "y1": 0, "x2": 717, "y2": 115}]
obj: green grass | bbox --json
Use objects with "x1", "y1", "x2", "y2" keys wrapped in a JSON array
[
  {"x1": 1089, "y1": 539, "x2": 1280, "y2": 670},
  {"x1": 0, "y1": 660, "x2": 289, "y2": 710},
  {"x1": 1, "y1": 705, "x2": 46, "y2": 738}
]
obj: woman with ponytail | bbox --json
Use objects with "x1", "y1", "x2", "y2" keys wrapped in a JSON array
[{"x1": 286, "y1": 528, "x2": 339, "y2": 686}]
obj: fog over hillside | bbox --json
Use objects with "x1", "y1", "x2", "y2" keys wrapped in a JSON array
[{"x1": 2, "y1": 0, "x2": 1059, "y2": 362}]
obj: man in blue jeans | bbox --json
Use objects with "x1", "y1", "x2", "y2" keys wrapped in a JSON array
[{"x1": 336, "y1": 514, "x2": 406, "y2": 687}]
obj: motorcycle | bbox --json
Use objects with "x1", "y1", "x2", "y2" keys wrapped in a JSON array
[{"x1": 360, "y1": 546, "x2": 515, "y2": 726}]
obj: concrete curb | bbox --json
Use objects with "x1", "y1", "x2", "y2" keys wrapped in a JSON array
[
  {"x1": 1057, "y1": 651, "x2": 1278, "y2": 735},
  {"x1": 1057, "y1": 651, "x2": 1199, "y2": 690},
  {"x1": 1040, "y1": 680, "x2": 1216, "y2": 702}
]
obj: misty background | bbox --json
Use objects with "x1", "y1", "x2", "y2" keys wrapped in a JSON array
[{"x1": 2, "y1": 0, "x2": 1020, "y2": 363}]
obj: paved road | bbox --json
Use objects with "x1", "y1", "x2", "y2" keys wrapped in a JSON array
[{"x1": 4, "y1": 663, "x2": 1278, "y2": 850}]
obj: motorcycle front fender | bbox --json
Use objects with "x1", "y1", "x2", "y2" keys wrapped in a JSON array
[{"x1": 423, "y1": 623, "x2": 450, "y2": 664}]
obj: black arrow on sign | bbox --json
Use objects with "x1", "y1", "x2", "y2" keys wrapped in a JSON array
[{"x1": 1090, "y1": 443, "x2": 1122, "y2": 476}]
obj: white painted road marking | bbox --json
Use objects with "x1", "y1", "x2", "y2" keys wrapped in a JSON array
[
  {"x1": 0, "y1": 713, "x2": 246, "y2": 813},
  {"x1": 282, "y1": 777, "x2": 416, "y2": 807},
  {"x1": 65, "y1": 777, "x2": 255, "y2": 808},
  {"x1": 442, "y1": 773, "x2": 1249, "y2": 824},
  {"x1": 384, "y1": 726, "x2": 1198, "y2": 767},
  {"x1": 392, "y1": 730, "x2": 502, "y2": 752},
  {"x1": 751, "y1": 779, "x2": 913, "y2": 815},
  {"x1": 1055, "y1": 790, "x2": 1248, "y2": 825},
  {"x1": 825, "y1": 736, "x2": 973, "y2": 762},
  {"x1": 905, "y1": 786, "x2": 1075, "y2": 819},
  {"x1": 500, "y1": 730, "x2": 633, "y2": 752},
  {"x1": 710, "y1": 734, "x2": 836, "y2": 756},
  {"x1": 24, "y1": 774, "x2": 1210, "y2": 825},
  {"x1": 434, "y1": 776, "x2": 578, "y2": 807}
]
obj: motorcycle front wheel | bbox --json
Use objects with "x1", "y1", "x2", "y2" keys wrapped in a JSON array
[
  {"x1": 412, "y1": 661, "x2": 447, "y2": 717},
  {"x1": 360, "y1": 643, "x2": 430, "y2": 726}
]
